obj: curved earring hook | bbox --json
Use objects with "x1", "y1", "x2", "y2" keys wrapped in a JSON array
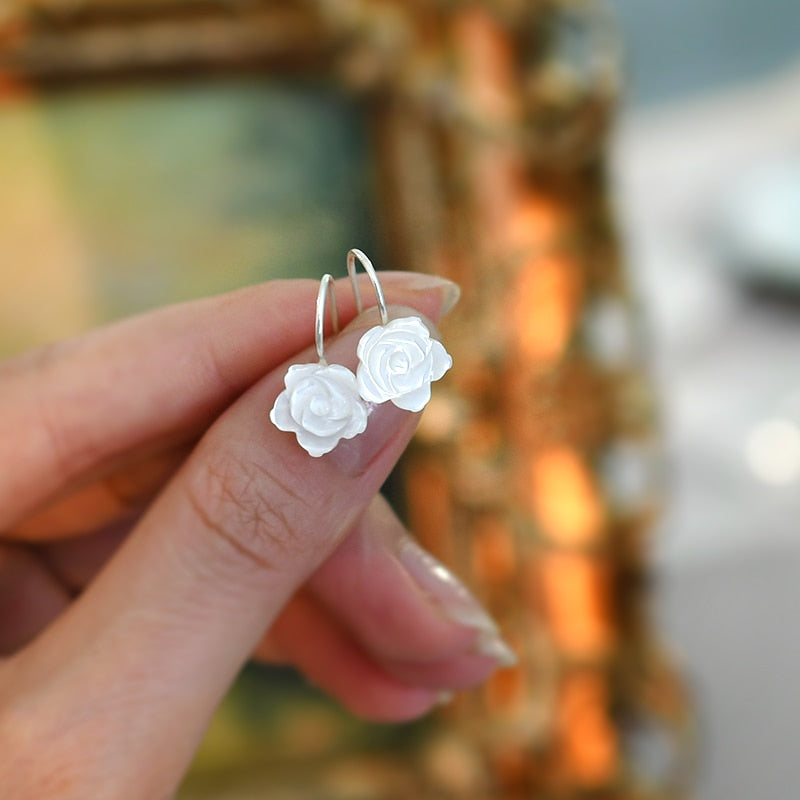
[
  {"x1": 316, "y1": 273, "x2": 339, "y2": 365},
  {"x1": 347, "y1": 248, "x2": 389, "y2": 326}
]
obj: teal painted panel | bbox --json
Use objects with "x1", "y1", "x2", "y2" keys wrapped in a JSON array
[{"x1": 23, "y1": 80, "x2": 376, "y2": 321}]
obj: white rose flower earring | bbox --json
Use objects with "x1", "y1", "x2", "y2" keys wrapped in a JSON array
[
  {"x1": 270, "y1": 274, "x2": 368, "y2": 457},
  {"x1": 347, "y1": 248, "x2": 453, "y2": 413},
  {"x1": 270, "y1": 253, "x2": 454, "y2": 456}
]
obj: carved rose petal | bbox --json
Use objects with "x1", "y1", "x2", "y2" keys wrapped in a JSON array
[
  {"x1": 356, "y1": 316, "x2": 452, "y2": 410},
  {"x1": 392, "y1": 383, "x2": 432, "y2": 413},
  {"x1": 270, "y1": 362, "x2": 368, "y2": 457}
]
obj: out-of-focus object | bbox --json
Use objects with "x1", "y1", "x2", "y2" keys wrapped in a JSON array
[
  {"x1": 714, "y1": 156, "x2": 800, "y2": 290},
  {"x1": 0, "y1": 1, "x2": 692, "y2": 798},
  {"x1": 613, "y1": 54, "x2": 800, "y2": 800}
]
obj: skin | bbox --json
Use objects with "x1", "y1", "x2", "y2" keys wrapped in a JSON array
[{"x1": 0, "y1": 273, "x2": 501, "y2": 799}]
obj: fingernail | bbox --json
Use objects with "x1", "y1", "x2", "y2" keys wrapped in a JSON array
[
  {"x1": 327, "y1": 400, "x2": 411, "y2": 476},
  {"x1": 397, "y1": 537, "x2": 518, "y2": 668},
  {"x1": 406, "y1": 275, "x2": 461, "y2": 316},
  {"x1": 440, "y1": 282, "x2": 461, "y2": 316},
  {"x1": 435, "y1": 690, "x2": 455, "y2": 707},
  {"x1": 475, "y1": 629, "x2": 518, "y2": 668},
  {"x1": 323, "y1": 309, "x2": 448, "y2": 476},
  {"x1": 391, "y1": 273, "x2": 462, "y2": 316}
]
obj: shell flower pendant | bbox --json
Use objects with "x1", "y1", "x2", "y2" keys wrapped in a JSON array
[
  {"x1": 269, "y1": 261, "x2": 456, "y2": 457},
  {"x1": 356, "y1": 316, "x2": 453, "y2": 412},
  {"x1": 270, "y1": 363, "x2": 368, "y2": 457}
]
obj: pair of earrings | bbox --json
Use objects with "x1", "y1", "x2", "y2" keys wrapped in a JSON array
[{"x1": 270, "y1": 249, "x2": 453, "y2": 457}]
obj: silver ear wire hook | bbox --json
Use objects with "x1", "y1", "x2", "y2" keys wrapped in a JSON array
[
  {"x1": 315, "y1": 274, "x2": 339, "y2": 365},
  {"x1": 347, "y1": 248, "x2": 389, "y2": 326},
  {"x1": 270, "y1": 273, "x2": 368, "y2": 457},
  {"x1": 348, "y1": 248, "x2": 453, "y2": 413}
]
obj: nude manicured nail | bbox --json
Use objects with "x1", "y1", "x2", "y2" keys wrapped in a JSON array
[
  {"x1": 435, "y1": 690, "x2": 455, "y2": 707},
  {"x1": 400, "y1": 274, "x2": 461, "y2": 316},
  {"x1": 397, "y1": 537, "x2": 518, "y2": 668},
  {"x1": 474, "y1": 629, "x2": 518, "y2": 668},
  {"x1": 323, "y1": 307, "x2": 450, "y2": 476},
  {"x1": 327, "y1": 401, "x2": 412, "y2": 476}
]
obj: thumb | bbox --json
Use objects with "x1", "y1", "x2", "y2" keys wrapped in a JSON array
[{"x1": 1, "y1": 288, "x2": 456, "y2": 797}]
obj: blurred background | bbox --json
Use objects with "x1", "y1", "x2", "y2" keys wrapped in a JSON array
[
  {"x1": 2, "y1": 0, "x2": 800, "y2": 798},
  {"x1": 610, "y1": 1, "x2": 800, "y2": 798}
]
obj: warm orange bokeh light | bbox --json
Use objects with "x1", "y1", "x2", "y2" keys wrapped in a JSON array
[
  {"x1": 557, "y1": 673, "x2": 618, "y2": 785},
  {"x1": 471, "y1": 515, "x2": 517, "y2": 584},
  {"x1": 452, "y1": 6, "x2": 517, "y2": 123},
  {"x1": 512, "y1": 253, "x2": 582, "y2": 366},
  {"x1": 404, "y1": 459, "x2": 454, "y2": 560},
  {"x1": 538, "y1": 552, "x2": 613, "y2": 657},
  {"x1": 485, "y1": 655, "x2": 526, "y2": 715},
  {"x1": 505, "y1": 194, "x2": 581, "y2": 367},
  {"x1": 530, "y1": 446, "x2": 605, "y2": 547},
  {"x1": 506, "y1": 196, "x2": 566, "y2": 253}
]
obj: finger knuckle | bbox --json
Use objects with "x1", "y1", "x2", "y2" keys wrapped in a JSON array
[
  {"x1": 184, "y1": 450, "x2": 308, "y2": 573},
  {"x1": 0, "y1": 696, "x2": 81, "y2": 798},
  {"x1": 32, "y1": 341, "x2": 102, "y2": 484}
]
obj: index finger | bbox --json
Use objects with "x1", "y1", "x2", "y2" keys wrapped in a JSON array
[
  {"x1": 0, "y1": 304, "x2": 455, "y2": 794},
  {"x1": 0, "y1": 273, "x2": 459, "y2": 530}
]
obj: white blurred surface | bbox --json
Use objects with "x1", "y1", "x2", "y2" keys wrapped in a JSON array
[
  {"x1": 613, "y1": 65, "x2": 800, "y2": 800},
  {"x1": 614, "y1": 64, "x2": 800, "y2": 567}
]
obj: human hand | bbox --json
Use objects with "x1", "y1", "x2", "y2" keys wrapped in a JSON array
[{"x1": 0, "y1": 273, "x2": 515, "y2": 798}]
